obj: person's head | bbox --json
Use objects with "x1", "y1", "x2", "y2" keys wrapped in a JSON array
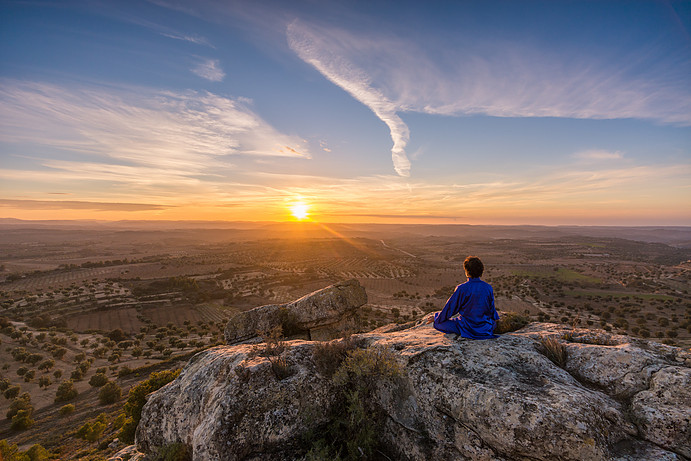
[{"x1": 463, "y1": 256, "x2": 484, "y2": 278}]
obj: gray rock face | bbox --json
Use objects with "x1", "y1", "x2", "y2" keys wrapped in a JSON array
[
  {"x1": 137, "y1": 320, "x2": 690, "y2": 461},
  {"x1": 224, "y1": 279, "x2": 367, "y2": 344}
]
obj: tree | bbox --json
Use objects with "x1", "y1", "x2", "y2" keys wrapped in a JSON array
[
  {"x1": 85, "y1": 421, "x2": 106, "y2": 443},
  {"x1": 51, "y1": 347, "x2": 67, "y2": 360},
  {"x1": 54, "y1": 380, "x2": 78, "y2": 403},
  {"x1": 4, "y1": 385, "x2": 21, "y2": 400},
  {"x1": 25, "y1": 444, "x2": 50, "y2": 461},
  {"x1": 98, "y1": 381, "x2": 122, "y2": 404},
  {"x1": 88, "y1": 373, "x2": 109, "y2": 388},
  {"x1": 108, "y1": 328, "x2": 127, "y2": 343},
  {"x1": 26, "y1": 354, "x2": 42, "y2": 365},
  {"x1": 37, "y1": 359, "x2": 54, "y2": 371},
  {"x1": 70, "y1": 369, "x2": 83, "y2": 381},
  {"x1": 11, "y1": 409, "x2": 34, "y2": 430},
  {"x1": 38, "y1": 376, "x2": 52, "y2": 389},
  {"x1": 6, "y1": 393, "x2": 32, "y2": 420},
  {"x1": 58, "y1": 404, "x2": 75, "y2": 417},
  {"x1": 0, "y1": 439, "x2": 25, "y2": 461}
]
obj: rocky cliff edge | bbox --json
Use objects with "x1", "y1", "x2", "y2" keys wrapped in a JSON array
[{"x1": 118, "y1": 281, "x2": 690, "y2": 461}]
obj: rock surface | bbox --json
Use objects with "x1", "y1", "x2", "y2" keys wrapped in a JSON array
[
  {"x1": 224, "y1": 279, "x2": 367, "y2": 344},
  {"x1": 137, "y1": 318, "x2": 690, "y2": 460}
]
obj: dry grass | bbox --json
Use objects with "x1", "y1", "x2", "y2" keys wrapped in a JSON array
[
  {"x1": 537, "y1": 336, "x2": 567, "y2": 368},
  {"x1": 495, "y1": 311, "x2": 531, "y2": 334},
  {"x1": 312, "y1": 337, "x2": 358, "y2": 378},
  {"x1": 269, "y1": 356, "x2": 296, "y2": 381}
]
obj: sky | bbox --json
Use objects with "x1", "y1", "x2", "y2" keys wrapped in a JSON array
[{"x1": 1, "y1": 0, "x2": 690, "y2": 225}]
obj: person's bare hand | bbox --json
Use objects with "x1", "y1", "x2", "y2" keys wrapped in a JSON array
[{"x1": 425, "y1": 315, "x2": 435, "y2": 324}]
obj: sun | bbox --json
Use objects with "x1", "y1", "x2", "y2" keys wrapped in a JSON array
[{"x1": 290, "y1": 202, "x2": 310, "y2": 221}]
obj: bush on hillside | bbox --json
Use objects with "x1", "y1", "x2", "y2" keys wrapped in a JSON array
[
  {"x1": 495, "y1": 311, "x2": 531, "y2": 334},
  {"x1": 54, "y1": 380, "x2": 78, "y2": 403},
  {"x1": 119, "y1": 369, "x2": 181, "y2": 443},
  {"x1": 98, "y1": 381, "x2": 122, "y2": 404}
]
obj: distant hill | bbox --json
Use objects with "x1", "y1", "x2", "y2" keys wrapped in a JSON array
[{"x1": 1, "y1": 219, "x2": 689, "y2": 247}]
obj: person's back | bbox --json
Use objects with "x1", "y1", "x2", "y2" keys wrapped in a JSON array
[{"x1": 431, "y1": 256, "x2": 499, "y2": 339}]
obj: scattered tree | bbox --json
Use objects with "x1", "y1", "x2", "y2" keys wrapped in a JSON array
[
  {"x1": 54, "y1": 380, "x2": 78, "y2": 403},
  {"x1": 89, "y1": 373, "x2": 109, "y2": 388},
  {"x1": 98, "y1": 381, "x2": 122, "y2": 404},
  {"x1": 58, "y1": 404, "x2": 75, "y2": 417}
]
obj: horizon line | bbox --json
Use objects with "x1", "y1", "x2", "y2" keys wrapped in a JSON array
[{"x1": 1, "y1": 217, "x2": 689, "y2": 229}]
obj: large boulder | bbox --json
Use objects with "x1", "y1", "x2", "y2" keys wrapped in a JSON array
[
  {"x1": 224, "y1": 279, "x2": 367, "y2": 344},
  {"x1": 136, "y1": 319, "x2": 690, "y2": 460}
]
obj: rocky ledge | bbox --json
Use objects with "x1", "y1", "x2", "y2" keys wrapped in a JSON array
[
  {"x1": 121, "y1": 283, "x2": 690, "y2": 461},
  {"x1": 224, "y1": 279, "x2": 367, "y2": 344}
]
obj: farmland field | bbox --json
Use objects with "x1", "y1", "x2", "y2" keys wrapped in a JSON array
[{"x1": 0, "y1": 221, "x2": 689, "y2": 459}]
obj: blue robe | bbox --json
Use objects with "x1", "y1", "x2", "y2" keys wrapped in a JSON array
[{"x1": 433, "y1": 278, "x2": 499, "y2": 339}]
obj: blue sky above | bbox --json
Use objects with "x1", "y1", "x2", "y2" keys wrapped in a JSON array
[{"x1": 1, "y1": 0, "x2": 690, "y2": 224}]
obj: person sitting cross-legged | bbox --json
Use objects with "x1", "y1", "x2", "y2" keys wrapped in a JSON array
[{"x1": 428, "y1": 256, "x2": 499, "y2": 339}]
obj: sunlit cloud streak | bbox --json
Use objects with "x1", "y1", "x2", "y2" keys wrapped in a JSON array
[
  {"x1": 306, "y1": 23, "x2": 690, "y2": 124},
  {"x1": 0, "y1": 199, "x2": 170, "y2": 212},
  {"x1": 248, "y1": 161, "x2": 690, "y2": 219},
  {"x1": 286, "y1": 19, "x2": 690, "y2": 178},
  {"x1": 162, "y1": 32, "x2": 213, "y2": 47},
  {"x1": 287, "y1": 21, "x2": 411, "y2": 177},
  {"x1": 191, "y1": 58, "x2": 226, "y2": 81},
  {"x1": 573, "y1": 150, "x2": 624, "y2": 161},
  {"x1": 0, "y1": 81, "x2": 309, "y2": 172}
]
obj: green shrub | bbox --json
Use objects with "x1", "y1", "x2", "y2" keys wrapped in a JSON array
[
  {"x1": 118, "y1": 365, "x2": 133, "y2": 377},
  {"x1": 25, "y1": 444, "x2": 50, "y2": 461},
  {"x1": 10, "y1": 409, "x2": 34, "y2": 430},
  {"x1": 306, "y1": 346, "x2": 402, "y2": 460},
  {"x1": 0, "y1": 439, "x2": 26, "y2": 461},
  {"x1": 98, "y1": 381, "x2": 122, "y2": 404},
  {"x1": 495, "y1": 312, "x2": 530, "y2": 334},
  {"x1": 119, "y1": 369, "x2": 181, "y2": 443},
  {"x1": 58, "y1": 404, "x2": 75, "y2": 417},
  {"x1": 6, "y1": 393, "x2": 32, "y2": 420},
  {"x1": 4, "y1": 385, "x2": 21, "y2": 400},
  {"x1": 89, "y1": 373, "x2": 109, "y2": 388},
  {"x1": 113, "y1": 412, "x2": 126, "y2": 429},
  {"x1": 54, "y1": 380, "x2": 78, "y2": 403},
  {"x1": 312, "y1": 338, "x2": 357, "y2": 378}
]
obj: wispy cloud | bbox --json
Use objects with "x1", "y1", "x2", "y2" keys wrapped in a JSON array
[
  {"x1": 161, "y1": 32, "x2": 213, "y2": 47},
  {"x1": 296, "y1": 22, "x2": 691, "y2": 124},
  {"x1": 0, "y1": 80, "x2": 309, "y2": 163},
  {"x1": 573, "y1": 149, "x2": 624, "y2": 161},
  {"x1": 286, "y1": 19, "x2": 691, "y2": 177},
  {"x1": 244, "y1": 160, "x2": 691, "y2": 224},
  {"x1": 287, "y1": 21, "x2": 411, "y2": 177},
  {"x1": 319, "y1": 140, "x2": 331, "y2": 152},
  {"x1": 191, "y1": 58, "x2": 225, "y2": 81},
  {"x1": 0, "y1": 80, "x2": 310, "y2": 200},
  {"x1": 0, "y1": 199, "x2": 169, "y2": 212}
]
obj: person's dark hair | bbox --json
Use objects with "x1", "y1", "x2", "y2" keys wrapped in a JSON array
[{"x1": 463, "y1": 256, "x2": 484, "y2": 278}]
